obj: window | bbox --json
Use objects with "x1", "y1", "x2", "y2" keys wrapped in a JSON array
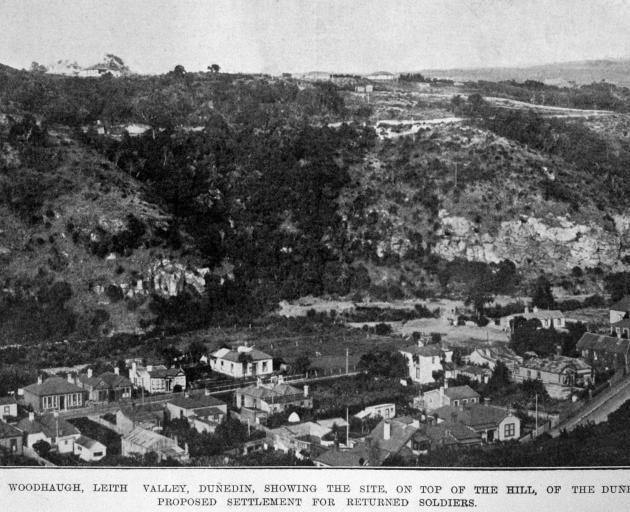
[
  {"x1": 526, "y1": 370, "x2": 531, "y2": 378},
  {"x1": 3, "y1": 405, "x2": 9, "y2": 414},
  {"x1": 504, "y1": 423, "x2": 515, "y2": 437},
  {"x1": 537, "y1": 371, "x2": 541, "y2": 380},
  {"x1": 453, "y1": 400, "x2": 459, "y2": 406},
  {"x1": 93, "y1": 452, "x2": 103, "y2": 457},
  {"x1": 462, "y1": 399, "x2": 467, "y2": 404},
  {"x1": 262, "y1": 361, "x2": 268, "y2": 372}
]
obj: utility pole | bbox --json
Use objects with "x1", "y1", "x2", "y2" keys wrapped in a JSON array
[
  {"x1": 535, "y1": 393, "x2": 538, "y2": 437},
  {"x1": 345, "y1": 347, "x2": 349, "y2": 375},
  {"x1": 346, "y1": 407, "x2": 349, "y2": 447}
]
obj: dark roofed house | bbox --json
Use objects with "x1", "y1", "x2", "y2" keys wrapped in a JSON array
[
  {"x1": 235, "y1": 376, "x2": 312, "y2": 423},
  {"x1": 610, "y1": 318, "x2": 630, "y2": 339},
  {"x1": 0, "y1": 420, "x2": 23, "y2": 455},
  {"x1": 22, "y1": 376, "x2": 87, "y2": 413},
  {"x1": 610, "y1": 296, "x2": 630, "y2": 324},
  {"x1": 17, "y1": 412, "x2": 81, "y2": 453},
  {"x1": 116, "y1": 402, "x2": 165, "y2": 435},
  {"x1": 313, "y1": 441, "x2": 375, "y2": 467},
  {"x1": 411, "y1": 422, "x2": 481, "y2": 453},
  {"x1": 210, "y1": 345, "x2": 273, "y2": 378},
  {"x1": 129, "y1": 363, "x2": 186, "y2": 394},
  {"x1": 433, "y1": 403, "x2": 520, "y2": 443},
  {"x1": 577, "y1": 332, "x2": 630, "y2": 370},
  {"x1": 76, "y1": 368, "x2": 132, "y2": 403},
  {"x1": 166, "y1": 392, "x2": 228, "y2": 434},
  {"x1": 364, "y1": 418, "x2": 419, "y2": 464},
  {"x1": 514, "y1": 356, "x2": 592, "y2": 399},
  {"x1": 417, "y1": 384, "x2": 480, "y2": 412}
]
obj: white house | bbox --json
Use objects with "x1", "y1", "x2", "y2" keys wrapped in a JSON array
[
  {"x1": 166, "y1": 392, "x2": 227, "y2": 434},
  {"x1": 417, "y1": 384, "x2": 480, "y2": 412},
  {"x1": 434, "y1": 403, "x2": 520, "y2": 443},
  {"x1": 0, "y1": 396, "x2": 18, "y2": 419},
  {"x1": 16, "y1": 412, "x2": 80, "y2": 453},
  {"x1": 73, "y1": 435, "x2": 107, "y2": 461},
  {"x1": 210, "y1": 345, "x2": 273, "y2": 378},
  {"x1": 609, "y1": 296, "x2": 630, "y2": 325},
  {"x1": 129, "y1": 363, "x2": 186, "y2": 393},
  {"x1": 399, "y1": 342, "x2": 453, "y2": 384}
]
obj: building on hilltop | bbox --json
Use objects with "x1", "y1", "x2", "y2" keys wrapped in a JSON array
[{"x1": 210, "y1": 345, "x2": 273, "y2": 378}]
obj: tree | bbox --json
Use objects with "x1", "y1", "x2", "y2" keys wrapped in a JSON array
[
  {"x1": 486, "y1": 361, "x2": 510, "y2": 393},
  {"x1": 30, "y1": 62, "x2": 47, "y2": 73},
  {"x1": 208, "y1": 64, "x2": 221, "y2": 73},
  {"x1": 531, "y1": 276, "x2": 555, "y2": 309},
  {"x1": 172, "y1": 64, "x2": 186, "y2": 76},
  {"x1": 33, "y1": 440, "x2": 51, "y2": 457},
  {"x1": 293, "y1": 355, "x2": 311, "y2": 375}
]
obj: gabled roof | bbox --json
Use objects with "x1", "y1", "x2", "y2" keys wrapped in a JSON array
[
  {"x1": 400, "y1": 344, "x2": 445, "y2": 357},
  {"x1": 238, "y1": 382, "x2": 303, "y2": 402},
  {"x1": 576, "y1": 333, "x2": 630, "y2": 355},
  {"x1": 433, "y1": 404, "x2": 513, "y2": 430},
  {"x1": 521, "y1": 310, "x2": 564, "y2": 320},
  {"x1": 314, "y1": 442, "x2": 376, "y2": 467},
  {"x1": 444, "y1": 385, "x2": 480, "y2": 401},
  {"x1": 148, "y1": 368, "x2": 185, "y2": 379},
  {"x1": 520, "y1": 356, "x2": 591, "y2": 373},
  {"x1": 75, "y1": 435, "x2": 104, "y2": 449},
  {"x1": 23, "y1": 377, "x2": 85, "y2": 396},
  {"x1": 612, "y1": 319, "x2": 630, "y2": 328},
  {"x1": 118, "y1": 402, "x2": 165, "y2": 425},
  {"x1": 414, "y1": 422, "x2": 481, "y2": 445},
  {"x1": 123, "y1": 426, "x2": 176, "y2": 450},
  {"x1": 0, "y1": 396, "x2": 17, "y2": 406},
  {"x1": 211, "y1": 347, "x2": 272, "y2": 363},
  {"x1": 17, "y1": 414, "x2": 80, "y2": 438},
  {"x1": 99, "y1": 372, "x2": 132, "y2": 388},
  {"x1": 367, "y1": 419, "x2": 418, "y2": 461},
  {"x1": 167, "y1": 394, "x2": 225, "y2": 411},
  {"x1": 611, "y1": 296, "x2": 630, "y2": 312},
  {"x1": 0, "y1": 420, "x2": 21, "y2": 439}
]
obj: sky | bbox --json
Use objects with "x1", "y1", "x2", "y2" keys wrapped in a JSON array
[{"x1": 2, "y1": 0, "x2": 630, "y2": 74}]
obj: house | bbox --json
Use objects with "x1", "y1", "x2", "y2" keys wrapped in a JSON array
[
  {"x1": 165, "y1": 392, "x2": 227, "y2": 434},
  {"x1": 363, "y1": 417, "x2": 420, "y2": 464},
  {"x1": 116, "y1": 402, "x2": 165, "y2": 434},
  {"x1": 576, "y1": 333, "x2": 630, "y2": 370},
  {"x1": 451, "y1": 365, "x2": 492, "y2": 384},
  {"x1": 121, "y1": 426, "x2": 189, "y2": 462},
  {"x1": 22, "y1": 375, "x2": 87, "y2": 413},
  {"x1": 0, "y1": 420, "x2": 23, "y2": 455},
  {"x1": 609, "y1": 296, "x2": 630, "y2": 324},
  {"x1": 514, "y1": 356, "x2": 592, "y2": 399},
  {"x1": 73, "y1": 435, "x2": 106, "y2": 462},
  {"x1": 354, "y1": 403, "x2": 396, "y2": 420},
  {"x1": 268, "y1": 421, "x2": 333, "y2": 456},
  {"x1": 610, "y1": 318, "x2": 630, "y2": 339},
  {"x1": 399, "y1": 342, "x2": 453, "y2": 384},
  {"x1": 313, "y1": 442, "x2": 372, "y2": 467},
  {"x1": 235, "y1": 377, "x2": 312, "y2": 423},
  {"x1": 76, "y1": 368, "x2": 132, "y2": 403},
  {"x1": 0, "y1": 396, "x2": 18, "y2": 419},
  {"x1": 509, "y1": 308, "x2": 566, "y2": 331},
  {"x1": 417, "y1": 384, "x2": 480, "y2": 412},
  {"x1": 300, "y1": 71, "x2": 332, "y2": 82},
  {"x1": 129, "y1": 363, "x2": 186, "y2": 393},
  {"x1": 17, "y1": 412, "x2": 81, "y2": 453},
  {"x1": 316, "y1": 417, "x2": 349, "y2": 430},
  {"x1": 209, "y1": 345, "x2": 273, "y2": 378},
  {"x1": 467, "y1": 346, "x2": 523, "y2": 376},
  {"x1": 433, "y1": 403, "x2": 520, "y2": 443},
  {"x1": 411, "y1": 422, "x2": 482, "y2": 453}
]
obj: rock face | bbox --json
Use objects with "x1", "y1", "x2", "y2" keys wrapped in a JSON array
[
  {"x1": 433, "y1": 210, "x2": 629, "y2": 272},
  {"x1": 149, "y1": 259, "x2": 210, "y2": 297}
]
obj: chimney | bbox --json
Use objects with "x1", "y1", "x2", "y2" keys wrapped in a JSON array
[
  {"x1": 555, "y1": 344, "x2": 562, "y2": 356},
  {"x1": 484, "y1": 397, "x2": 490, "y2": 406},
  {"x1": 29, "y1": 412, "x2": 35, "y2": 422},
  {"x1": 303, "y1": 385, "x2": 309, "y2": 397},
  {"x1": 131, "y1": 362, "x2": 137, "y2": 372},
  {"x1": 37, "y1": 375, "x2": 42, "y2": 385},
  {"x1": 87, "y1": 368, "x2": 93, "y2": 378},
  {"x1": 383, "y1": 420, "x2": 391, "y2": 440},
  {"x1": 114, "y1": 367, "x2": 120, "y2": 375}
]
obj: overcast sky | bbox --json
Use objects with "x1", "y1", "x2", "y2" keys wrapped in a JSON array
[{"x1": 2, "y1": 0, "x2": 630, "y2": 74}]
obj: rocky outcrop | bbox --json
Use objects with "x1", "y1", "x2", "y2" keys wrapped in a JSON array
[
  {"x1": 149, "y1": 259, "x2": 210, "y2": 297},
  {"x1": 433, "y1": 210, "x2": 630, "y2": 272}
]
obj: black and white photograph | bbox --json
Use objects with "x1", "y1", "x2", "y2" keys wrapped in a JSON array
[{"x1": 3, "y1": 0, "x2": 630, "y2": 495}]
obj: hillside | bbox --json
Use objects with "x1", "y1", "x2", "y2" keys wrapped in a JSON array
[
  {"x1": 419, "y1": 59, "x2": 630, "y2": 88},
  {"x1": 2, "y1": 65, "x2": 630, "y2": 341}
]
